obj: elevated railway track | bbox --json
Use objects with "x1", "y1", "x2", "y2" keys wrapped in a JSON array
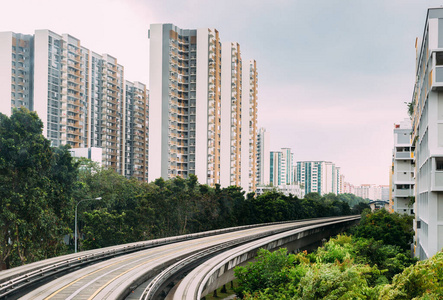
[{"x1": 0, "y1": 215, "x2": 360, "y2": 299}]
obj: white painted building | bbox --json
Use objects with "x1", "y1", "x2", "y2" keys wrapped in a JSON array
[
  {"x1": 411, "y1": 7, "x2": 443, "y2": 259},
  {"x1": 391, "y1": 119, "x2": 415, "y2": 216},
  {"x1": 256, "y1": 127, "x2": 270, "y2": 186}
]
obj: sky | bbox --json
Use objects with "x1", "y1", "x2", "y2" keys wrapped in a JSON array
[{"x1": 1, "y1": 0, "x2": 442, "y2": 186}]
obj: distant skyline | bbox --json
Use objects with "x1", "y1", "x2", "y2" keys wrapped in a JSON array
[{"x1": 1, "y1": 0, "x2": 442, "y2": 186}]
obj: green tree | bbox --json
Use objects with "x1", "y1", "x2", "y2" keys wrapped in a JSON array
[
  {"x1": 379, "y1": 251, "x2": 443, "y2": 299},
  {"x1": 0, "y1": 108, "x2": 78, "y2": 268},
  {"x1": 234, "y1": 248, "x2": 300, "y2": 298},
  {"x1": 354, "y1": 209, "x2": 414, "y2": 252}
]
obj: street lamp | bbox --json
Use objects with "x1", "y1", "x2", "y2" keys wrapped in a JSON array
[{"x1": 75, "y1": 197, "x2": 102, "y2": 253}]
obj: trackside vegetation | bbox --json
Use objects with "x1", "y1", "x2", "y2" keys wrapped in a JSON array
[
  {"x1": 0, "y1": 108, "x2": 369, "y2": 269},
  {"x1": 233, "y1": 209, "x2": 443, "y2": 299}
]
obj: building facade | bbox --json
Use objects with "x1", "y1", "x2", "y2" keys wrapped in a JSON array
[
  {"x1": 411, "y1": 7, "x2": 443, "y2": 259},
  {"x1": 390, "y1": 119, "x2": 415, "y2": 215}
]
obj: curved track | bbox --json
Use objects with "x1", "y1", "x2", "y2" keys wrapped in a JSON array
[
  {"x1": 0, "y1": 216, "x2": 358, "y2": 299},
  {"x1": 168, "y1": 216, "x2": 360, "y2": 300}
]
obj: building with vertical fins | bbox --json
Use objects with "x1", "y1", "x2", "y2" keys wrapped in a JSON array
[
  {"x1": 295, "y1": 161, "x2": 340, "y2": 195},
  {"x1": 0, "y1": 30, "x2": 148, "y2": 180},
  {"x1": 411, "y1": 7, "x2": 443, "y2": 259},
  {"x1": 148, "y1": 24, "x2": 258, "y2": 190},
  {"x1": 256, "y1": 127, "x2": 270, "y2": 186},
  {"x1": 270, "y1": 151, "x2": 282, "y2": 186},
  {"x1": 269, "y1": 148, "x2": 294, "y2": 186}
]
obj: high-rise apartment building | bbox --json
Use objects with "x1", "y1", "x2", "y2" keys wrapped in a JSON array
[
  {"x1": 0, "y1": 30, "x2": 148, "y2": 180},
  {"x1": 256, "y1": 127, "x2": 270, "y2": 186},
  {"x1": 148, "y1": 24, "x2": 258, "y2": 190},
  {"x1": 390, "y1": 119, "x2": 415, "y2": 215},
  {"x1": 281, "y1": 148, "x2": 293, "y2": 185},
  {"x1": 270, "y1": 148, "x2": 293, "y2": 186},
  {"x1": 0, "y1": 32, "x2": 34, "y2": 115},
  {"x1": 33, "y1": 30, "x2": 89, "y2": 149},
  {"x1": 148, "y1": 24, "x2": 222, "y2": 184},
  {"x1": 241, "y1": 60, "x2": 258, "y2": 192},
  {"x1": 124, "y1": 81, "x2": 149, "y2": 181},
  {"x1": 270, "y1": 151, "x2": 282, "y2": 186},
  {"x1": 221, "y1": 42, "x2": 242, "y2": 187},
  {"x1": 411, "y1": 7, "x2": 443, "y2": 259},
  {"x1": 295, "y1": 161, "x2": 340, "y2": 195}
]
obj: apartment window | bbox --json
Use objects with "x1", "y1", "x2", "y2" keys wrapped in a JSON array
[
  {"x1": 437, "y1": 52, "x2": 443, "y2": 65},
  {"x1": 436, "y1": 158, "x2": 443, "y2": 170}
]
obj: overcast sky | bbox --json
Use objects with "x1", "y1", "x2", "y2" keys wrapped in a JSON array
[{"x1": 2, "y1": 0, "x2": 442, "y2": 186}]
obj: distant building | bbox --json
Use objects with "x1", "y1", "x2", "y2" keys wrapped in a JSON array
[
  {"x1": 270, "y1": 148, "x2": 294, "y2": 186},
  {"x1": 295, "y1": 161, "x2": 340, "y2": 195},
  {"x1": 256, "y1": 127, "x2": 270, "y2": 186},
  {"x1": 270, "y1": 151, "x2": 282, "y2": 186},
  {"x1": 354, "y1": 184, "x2": 389, "y2": 201},
  {"x1": 256, "y1": 183, "x2": 304, "y2": 199}
]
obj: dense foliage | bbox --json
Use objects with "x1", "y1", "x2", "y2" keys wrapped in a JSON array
[
  {"x1": 234, "y1": 210, "x2": 426, "y2": 299},
  {"x1": 0, "y1": 108, "x2": 78, "y2": 268},
  {"x1": 75, "y1": 172, "x2": 355, "y2": 251},
  {"x1": 353, "y1": 209, "x2": 414, "y2": 252}
]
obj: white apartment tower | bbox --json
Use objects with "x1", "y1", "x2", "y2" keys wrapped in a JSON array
[
  {"x1": 148, "y1": 24, "x2": 223, "y2": 184},
  {"x1": 270, "y1": 148, "x2": 293, "y2": 186},
  {"x1": 256, "y1": 127, "x2": 270, "y2": 186},
  {"x1": 412, "y1": 7, "x2": 443, "y2": 259},
  {"x1": 270, "y1": 151, "x2": 282, "y2": 186},
  {"x1": 391, "y1": 119, "x2": 415, "y2": 215}
]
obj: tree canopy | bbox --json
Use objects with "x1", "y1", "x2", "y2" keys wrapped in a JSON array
[{"x1": 0, "y1": 108, "x2": 78, "y2": 268}]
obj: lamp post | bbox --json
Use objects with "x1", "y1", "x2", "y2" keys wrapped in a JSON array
[{"x1": 75, "y1": 197, "x2": 102, "y2": 253}]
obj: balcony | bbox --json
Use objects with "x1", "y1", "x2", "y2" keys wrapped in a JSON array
[{"x1": 395, "y1": 151, "x2": 413, "y2": 159}]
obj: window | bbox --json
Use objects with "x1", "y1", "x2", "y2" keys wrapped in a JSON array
[{"x1": 437, "y1": 52, "x2": 443, "y2": 66}]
